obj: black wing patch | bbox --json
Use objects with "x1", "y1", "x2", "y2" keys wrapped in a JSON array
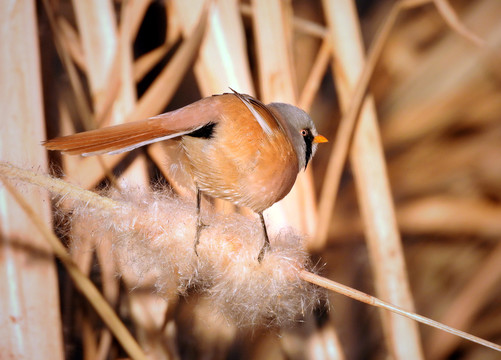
[{"x1": 187, "y1": 122, "x2": 216, "y2": 139}]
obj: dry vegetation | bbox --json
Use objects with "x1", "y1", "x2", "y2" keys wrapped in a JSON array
[{"x1": 1, "y1": 0, "x2": 501, "y2": 359}]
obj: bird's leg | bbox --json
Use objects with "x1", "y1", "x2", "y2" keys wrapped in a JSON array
[
  {"x1": 257, "y1": 212, "x2": 271, "y2": 263},
  {"x1": 194, "y1": 188, "x2": 207, "y2": 256}
]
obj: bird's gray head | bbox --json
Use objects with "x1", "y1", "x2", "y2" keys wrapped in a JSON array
[{"x1": 268, "y1": 103, "x2": 325, "y2": 171}]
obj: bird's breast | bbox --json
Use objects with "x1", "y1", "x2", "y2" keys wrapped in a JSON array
[{"x1": 181, "y1": 100, "x2": 299, "y2": 212}]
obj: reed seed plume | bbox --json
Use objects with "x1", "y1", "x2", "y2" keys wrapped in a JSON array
[{"x1": 1, "y1": 162, "x2": 325, "y2": 328}]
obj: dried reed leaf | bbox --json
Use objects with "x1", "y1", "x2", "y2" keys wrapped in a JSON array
[
  {"x1": 381, "y1": 0, "x2": 501, "y2": 148},
  {"x1": 389, "y1": 127, "x2": 501, "y2": 199},
  {"x1": 298, "y1": 38, "x2": 332, "y2": 112},
  {"x1": 240, "y1": 3, "x2": 328, "y2": 39},
  {"x1": 165, "y1": 0, "x2": 182, "y2": 46},
  {"x1": 427, "y1": 242, "x2": 501, "y2": 358},
  {"x1": 72, "y1": 0, "x2": 118, "y2": 116},
  {"x1": 174, "y1": 0, "x2": 255, "y2": 95},
  {"x1": 131, "y1": 0, "x2": 181, "y2": 84},
  {"x1": 128, "y1": 0, "x2": 152, "y2": 40},
  {"x1": 434, "y1": 0, "x2": 486, "y2": 48},
  {"x1": 328, "y1": 195, "x2": 501, "y2": 239},
  {"x1": 398, "y1": 195, "x2": 501, "y2": 238},
  {"x1": 134, "y1": 41, "x2": 176, "y2": 83},
  {"x1": 42, "y1": 0, "x2": 94, "y2": 129},
  {"x1": 57, "y1": 17, "x2": 86, "y2": 70},
  {"x1": 132, "y1": 4, "x2": 209, "y2": 119}
]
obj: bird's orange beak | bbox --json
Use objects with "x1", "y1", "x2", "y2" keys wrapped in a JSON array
[{"x1": 313, "y1": 135, "x2": 328, "y2": 144}]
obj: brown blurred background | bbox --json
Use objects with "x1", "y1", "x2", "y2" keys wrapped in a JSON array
[{"x1": 7, "y1": 0, "x2": 501, "y2": 359}]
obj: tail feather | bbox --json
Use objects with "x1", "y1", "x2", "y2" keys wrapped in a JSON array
[{"x1": 43, "y1": 119, "x2": 188, "y2": 156}]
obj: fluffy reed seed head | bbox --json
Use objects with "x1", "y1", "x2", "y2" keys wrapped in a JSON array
[{"x1": 66, "y1": 182, "x2": 326, "y2": 328}]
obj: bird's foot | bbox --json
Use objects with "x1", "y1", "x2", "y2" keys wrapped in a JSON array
[
  {"x1": 257, "y1": 212, "x2": 271, "y2": 263},
  {"x1": 257, "y1": 240, "x2": 270, "y2": 263},
  {"x1": 193, "y1": 221, "x2": 209, "y2": 256}
]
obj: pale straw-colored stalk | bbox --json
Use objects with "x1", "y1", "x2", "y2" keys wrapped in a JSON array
[
  {"x1": 0, "y1": 2, "x2": 64, "y2": 358},
  {"x1": 321, "y1": 0, "x2": 424, "y2": 358}
]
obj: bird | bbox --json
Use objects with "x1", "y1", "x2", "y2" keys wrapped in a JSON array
[{"x1": 44, "y1": 89, "x2": 327, "y2": 262}]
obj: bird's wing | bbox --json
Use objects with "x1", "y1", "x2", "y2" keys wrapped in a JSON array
[
  {"x1": 43, "y1": 97, "x2": 222, "y2": 156},
  {"x1": 229, "y1": 89, "x2": 287, "y2": 137}
]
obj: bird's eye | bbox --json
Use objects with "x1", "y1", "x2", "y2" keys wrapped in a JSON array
[{"x1": 300, "y1": 129, "x2": 308, "y2": 137}]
